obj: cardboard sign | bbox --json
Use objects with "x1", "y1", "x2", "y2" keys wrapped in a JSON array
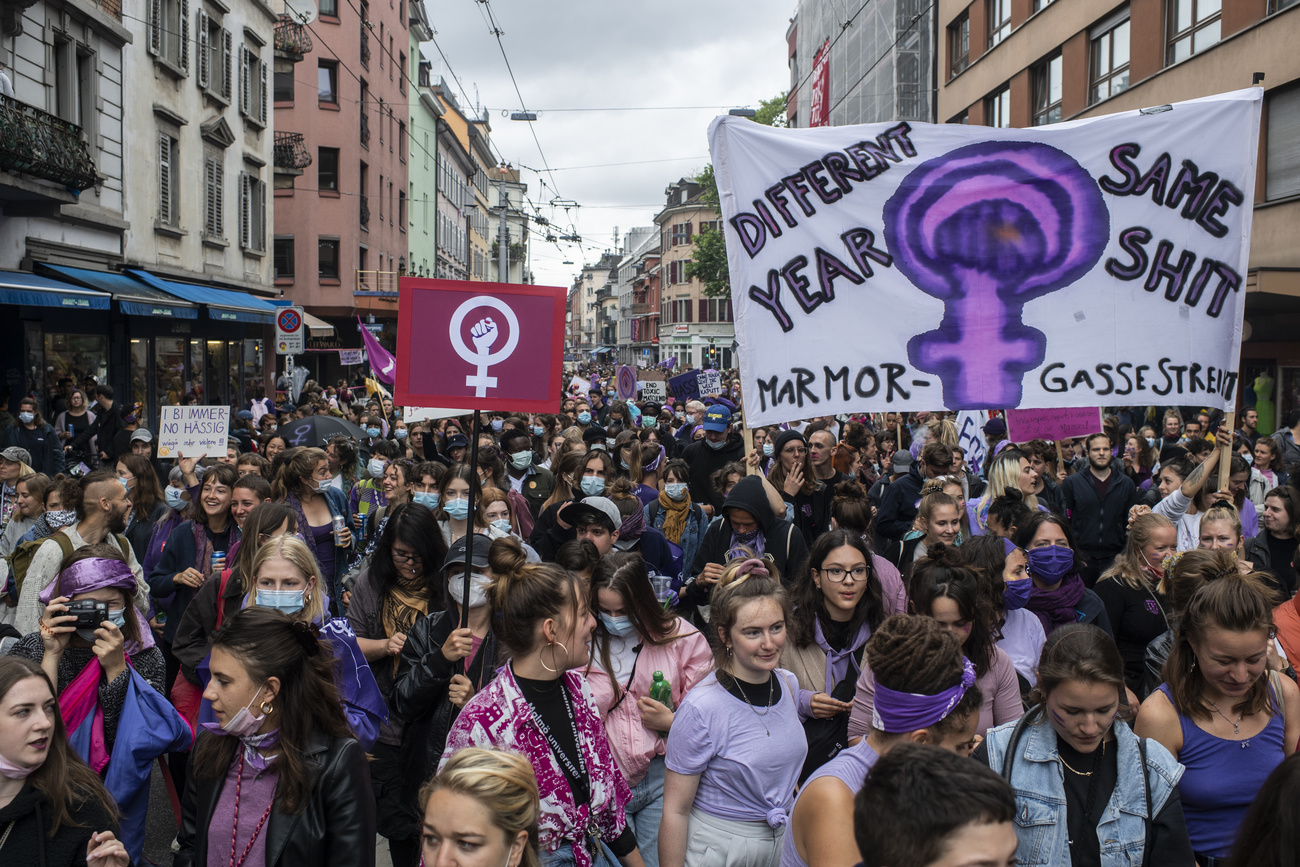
[
  {"x1": 396, "y1": 278, "x2": 567, "y2": 413},
  {"x1": 669, "y1": 370, "x2": 701, "y2": 401},
  {"x1": 956, "y1": 410, "x2": 988, "y2": 476},
  {"x1": 569, "y1": 376, "x2": 591, "y2": 396},
  {"x1": 339, "y1": 349, "x2": 364, "y2": 366},
  {"x1": 157, "y1": 406, "x2": 231, "y2": 458},
  {"x1": 697, "y1": 369, "x2": 722, "y2": 397},
  {"x1": 639, "y1": 380, "x2": 667, "y2": 402},
  {"x1": 1005, "y1": 407, "x2": 1103, "y2": 442}
]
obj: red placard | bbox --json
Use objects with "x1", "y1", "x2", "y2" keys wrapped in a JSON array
[
  {"x1": 1005, "y1": 407, "x2": 1103, "y2": 442},
  {"x1": 395, "y1": 277, "x2": 567, "y2": 413}
]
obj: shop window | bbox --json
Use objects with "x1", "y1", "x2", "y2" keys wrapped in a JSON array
[
  {"x1": 189, "y1": 340, "x2": 207, "y2": 402},
  {"x1": 130, "y1": 339, "x2": 148, "y2": 426},
  {"x1": 156, "y1": 337, "x2": 186, "y2": 408},
  {"x1": 38, "y1": 333, "x2": 108, "y2": 416}
]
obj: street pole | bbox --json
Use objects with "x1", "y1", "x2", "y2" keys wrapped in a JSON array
[{"x1": 498, "y1": 177, "x2": 509, "y2": 284}]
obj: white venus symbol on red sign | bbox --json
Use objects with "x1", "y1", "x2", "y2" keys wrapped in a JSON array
[{"x1": 449, "y1": 295, "x2": 521, "y2": 397}]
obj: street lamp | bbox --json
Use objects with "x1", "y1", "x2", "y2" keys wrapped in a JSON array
[{"x1": 728, "y1": 108, "x2": 757, "y2": 118}]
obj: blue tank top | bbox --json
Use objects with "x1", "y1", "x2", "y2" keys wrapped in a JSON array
[{"x1": 1156, "y1": 682, "x2": 1285, "y2": 857}]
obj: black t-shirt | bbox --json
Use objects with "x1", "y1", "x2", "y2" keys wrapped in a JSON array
[
  {"x1": 718, "y1": 669, "x2": 782, "y2": 706},
  {"x1": 514, "y1": 672, "x2": 587, "y2": 803},
  {"x1": 1266, "y1": 533, "x2": 1300, "y2": 596},
  {"x1": 1058, "y1": 735, "x2": 1118, "y2": 867},
  {"x1": 1093, "y1": 578, "x2": 1169, "y2": 693}
]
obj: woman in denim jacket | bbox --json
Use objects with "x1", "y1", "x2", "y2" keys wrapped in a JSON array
[{"x1": 976, "y1": 624, "x2": 1193, "y2": 867}]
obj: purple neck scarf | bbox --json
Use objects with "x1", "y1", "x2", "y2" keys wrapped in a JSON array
[
  {"x1": 814, "y1": 615, "x2": 871, "y2": 691},
  {"x1": 728, "y1": 528, "x2": 765, "y2": 559},
  {"x1": 40, "y1": 557, "x2": 154, "y2": 654},
  {"x1": 872, "y1": 656, "x2": 976, "y2": 733},
  {"x1": 619, "y1": 507, "x2": 647, "y2": 541},
  {"x1": 1026, "y1": 571, "x2": 1086, "y2": 634}
]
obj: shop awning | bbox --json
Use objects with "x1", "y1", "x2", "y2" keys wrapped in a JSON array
[
  {"x1": 0, "y1": 270, "x2": 110, "y2": 310},
  {"x1": 303, "y1": 311, "x2": 334, "y2": 336},
  {"x1": 36, "y1": 264, "x2": 199, "y2": 319},
  {"x1": 124, "y1": 269, "x2": 278, "y2": 325}
]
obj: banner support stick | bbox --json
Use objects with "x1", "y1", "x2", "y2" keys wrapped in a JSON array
[
  {"x1": 1218, "y1": 411, "x2": 1235, "y2": 493},
  {"x1": 461, "y1": 409, "x2": 481, "y2": 630}
]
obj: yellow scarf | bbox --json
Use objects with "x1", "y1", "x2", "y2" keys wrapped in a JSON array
[{"x1": 657, "y1": 486, "x2": 691, "y2": 544}]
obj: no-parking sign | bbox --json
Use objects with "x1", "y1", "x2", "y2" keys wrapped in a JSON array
[{"x1": 276, "y1": 306, "x2": 305, "y2": 355}]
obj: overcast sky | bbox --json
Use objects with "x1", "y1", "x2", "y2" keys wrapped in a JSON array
[{"x1": 418, "y1": 0, "x2": 794, "y2": 288}]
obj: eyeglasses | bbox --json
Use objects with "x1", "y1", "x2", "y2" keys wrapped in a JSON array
[
  {"x1": 818, "y1": 565, "x2": 869, "y2": 583},
  {"x1": 392, "y1": 550, "x2": 419, "y2": 564}
]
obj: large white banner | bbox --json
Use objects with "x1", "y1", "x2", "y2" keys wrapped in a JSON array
[{"x1": 709, "y1": 89, "x2": 1262, "y2": 426}]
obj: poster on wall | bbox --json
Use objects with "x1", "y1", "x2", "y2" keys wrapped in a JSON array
[{"x1": 710, "y1": 89, "x2": 1262, "y2": 426}]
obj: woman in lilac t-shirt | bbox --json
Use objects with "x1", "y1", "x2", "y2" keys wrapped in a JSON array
[{"x1": 659, "y1": 556, "x2": 808, "y2": 867}]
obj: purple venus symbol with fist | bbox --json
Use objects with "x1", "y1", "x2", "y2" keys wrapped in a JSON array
[{"x1": 883, "y1": 141, "x2": 1109, "y2": 409}]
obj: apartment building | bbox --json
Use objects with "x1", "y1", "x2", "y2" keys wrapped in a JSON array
[
  {"x1": 655, "y1": 179, "x2": 734, "y2": 370},
  {"x1": 614, "y1": 226, "x2": 656, "y2": 366}
]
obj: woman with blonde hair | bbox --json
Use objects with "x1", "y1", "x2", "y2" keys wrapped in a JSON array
[
  {"x1": 1198, "y1": 503, "x2": 1253, "y2": 573},
  {"x1": 970, "y1": 449, "x2": 1041, "y2": 535},
  {"x1": 246, "y1": 535, "x2": 386, "y2": 750},
  {"x1": 1095, "y1": 512, "x2": 1177, "y2": 695},
  {"x1": 420, "y1": 747, "x2": 542, "y2": 867}
]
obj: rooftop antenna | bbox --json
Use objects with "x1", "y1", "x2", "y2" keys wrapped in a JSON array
[{"x1": 613, "y1": 226, "x2": 619, "y2": 252}]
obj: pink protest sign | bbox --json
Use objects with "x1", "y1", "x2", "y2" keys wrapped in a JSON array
[
  {"x1": 395, "y1": 277, "x2": 566, "y2": 413},
  {"x1": 1005, "y1": 407, "x2": 1102, "y2": 442}
]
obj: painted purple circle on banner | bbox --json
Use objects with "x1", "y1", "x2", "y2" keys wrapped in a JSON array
[{"x1": 617, "y1": 366, "x2": 636, "y2": 400}]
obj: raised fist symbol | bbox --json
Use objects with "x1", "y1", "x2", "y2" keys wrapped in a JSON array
[{"x1": 470, "y1": 317, "x2": 498, "y2": 353}]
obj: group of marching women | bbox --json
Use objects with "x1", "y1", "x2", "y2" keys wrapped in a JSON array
[{"x1": 5, "y1": 407, "x2": 1300, "y2": 867}]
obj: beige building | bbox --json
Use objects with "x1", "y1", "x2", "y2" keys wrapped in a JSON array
[
  {"x1": 937, "y1": 0, "x2": 1300, "y2": 425},
  {"x1": 654, "y1": 178, "x2": 734, "y2": 370}
]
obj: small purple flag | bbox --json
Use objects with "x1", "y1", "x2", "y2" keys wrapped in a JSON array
[{"x1": 358, "y1": 317, "x2": 396, "y2": 384}]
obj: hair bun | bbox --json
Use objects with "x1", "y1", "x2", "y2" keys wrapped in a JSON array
[{"x1": 291, "y1": 620, "x2": 322, "y2": 656}]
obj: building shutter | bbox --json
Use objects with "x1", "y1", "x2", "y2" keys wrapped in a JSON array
[
  {"x1": 158, "y1": 135, "x2": 172, "y2": 223},
  {"x1": 258, "y1": 59, "x2": 268, "y2": 125},
  {"x1": 698, "y1": 299, "x2": 707, "y2": 322},
  {"x1": 204, "y1": 157, "x2": 216, "y2": 234},
  {"x1": 149, "y1": 0, "x2": 161, "y2": 55},
  {"x1": 221, "y1": 30, "x2": 233, "y2": 101},
  {"x1": 238, "y1": 46, "x2": 250, "y2": 115},
  {"x1": 239, "y1": 171, "x2": 250, "y2": 248},
  {"x1": 214, "y1": 160, "x2": 224, "y2": 237},
  {"x1": 257, "y1": 180, "x2": 266, "y2": 251},
  {"x1": 179, "y1": 0, "x2": 190, "y2": 72},
  {"x1": 196, "y1": 10, "x2": 209, "y2": 88}
]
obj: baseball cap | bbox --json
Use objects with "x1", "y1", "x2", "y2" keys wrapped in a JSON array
[
  {"x1": 891, "y1": 451, "x2": 913, "y2": 474},
  {"x1": 130, "y1": 429, "x2": 154, "y2": 444},
  {"x1": 0, "y1": 446, "x2": 30, "y2": 465},
  {"x1": 236, "y1": 410, "x2": 254, "y2": 420},
  {"x1": 983, "y1": 417, "x2": 1007, "y2": 437},
  {"x1": 445, "y1": 433, "x2": 469, "y2": 451},
  {"x1": 702, "y1": 405, "x2": 732, "y2": 433},
  {"x1": 442, "y1": 533, "x2": 493, "y2": 573},
  {"x1": 568, "y1": 496, "x2": 620, "y2": 531}
]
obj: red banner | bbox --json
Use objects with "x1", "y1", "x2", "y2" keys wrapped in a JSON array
[
  {"x1": 810, "y1": 39, "x2": 830, "y2": 128},
  {"x1": 395, "y1": 278, "x2": 567, "y2": 413}
]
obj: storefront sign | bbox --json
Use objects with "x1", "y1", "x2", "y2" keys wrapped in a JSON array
[{"x1": 157, "y1": 405, "x2": 231, "y2": 458}]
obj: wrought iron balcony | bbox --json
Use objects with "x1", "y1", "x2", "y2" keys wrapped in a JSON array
[
  {"x1": 360, "y1": 30, "x2": 371, "y2": 68},
  {"x1": 0, "y1": 94, "x2": 97, "y2": 191},
  {"x1": 359, "y1": 196, "x2": 370, "y2": 226},
  {"x1": 360, "y1": 112, "x2": 370, "y2": 147},
  {"x1": 274, "y1": 15, "x2": 313, "y2": 59},
  {"x1": 273, "y1": 131, "x2": 312, "y2": 171}
]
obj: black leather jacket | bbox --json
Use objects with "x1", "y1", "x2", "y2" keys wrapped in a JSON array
[
  {"x1": 390, "y1": 609, "x2": 502, "y2": 794},
  {"x1": 175, "y1": 731, "x2": 376, "y2": 867}
]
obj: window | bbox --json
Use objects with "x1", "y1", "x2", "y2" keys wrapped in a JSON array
[
  {"x1": 378, "y1": 173, "x2": 384, "y2": 220},
  {"x1": 398, "y1": 190, "x2": 406, "y2": 232},
  {"x1": 949, "y1": 110, "x2": 970, "y2": 124},
  {"x1": 319, "y1": 239, "x2": 340, "y2": 278},
  {"x1": 239, "y1": 172, "x2": 266, "y2": 252},
  {"x1": 203, "y1": 151, "x2": 224, "y2": 238},
  {"x1": 988, "y1": 0, "x2": 1011, "y2": 48},
  {"x1": 399, "y1": 52, "x2": 406, "y2": 93},
  {"x1": 319, "y1": 0, "x2": 336, "y2": 16},
  {"x1": 1032, "y1": 54, "x2": 1063, "y2": 126},
  {"x1": 239, "y1": 45, "x2": 267, "y2": 125},
  {"x1": 1167, "y1": 0, "x2": 1221, "y2": 65},
  {"x1": 985, "y1": 86, "x2": 1011, "y2": 128},
  {"x1": 1033, "y1": 0, "x2": 1054, "y2": 9},
  {"x1": 1089, "y1": 12, "x2": 1130, "y2": 105},
  {"x1": 671, "y1": 222, "x2": 692, "y2": 246},
  {"x1": 158, "y1": 133, "x2": 179, "y2": 226},
  {"x1": 197, "y1": 12, "x2": 232, "y2": 101},
  {"x1": 318, "y1": 61, "x2": 337, "y2": 103},
  {"x1": 1267, "y1": 85, "x2": 1300, "y2": 200},
  {"x1": 698, "y1": 298, "x2": 734, "y2": 323},
  {"x1": 667, "y1": 260, "x2": 692, "y2": 285},
  {"x1": 698, "y1": 220, "x2": 719, "y2": 234},
  {"x1": 1272, "y1": 0, "x2": 1300, "y2": 11},
  {"x1": 949, "y1": 14, "x2": 969, "y2": 77},
  {"x1": 274, "y1": 237, "x2": 294, "y2": 279},
  {"x1": 318, "y1": 147, "x2": 339, "y2": 191},
  {"x1": 149, "y1": 0, "x2": 191, "y2": 73},
  {"x1": 398, "y1": 120, "x2": 406, "y2": 162}
]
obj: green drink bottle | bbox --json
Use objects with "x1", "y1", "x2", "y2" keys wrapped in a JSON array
[{"x1": 649, "y1": 671, "x2": 673, "y2": 738}]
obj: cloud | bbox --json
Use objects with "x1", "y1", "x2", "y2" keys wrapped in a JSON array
[{"x1": 418, "y1": 0, "x2": 792, "y2": 286}]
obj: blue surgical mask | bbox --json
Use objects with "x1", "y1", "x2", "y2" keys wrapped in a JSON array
[
  {"x1": 365, "y1": 427, "x2": 382, "y2": 438},
  {"x1": 107, "y1": 608, "x2": 127, "y2": 628},
  {"x1": 705, "y1": 438, "x2": 727, "y2": 450},
  {"x1": 532, "y1": 425, "x2": 545, "y2": 437},
  {"x1": 606, "y1": 438, "x2": 617, "y2": 449},
  {"x1": 762, "y1": 442, "x2": 774, "y2": 457},
  {"x1": 665, "y1": 483, "x2": 688, "y2": 501},
  {"x1": 580, "y1": 476, "x2": 605, "y2": 497},
  {"x1": 119, "y1": 477, "x2": 130, "y2": 492},
  {"x1": 1243, "y1": 452, "x2": 1254, "y2": 466},
  {"x1": 1146, "y1": 437, "x2": 1156, "y2": 447},
  {"x1": 17, "y1": 412, "x2": 34, "y2": 424},
  {"x1": 444, "y1": 498, "x2": 470, "y2": 521},
  {"x1": 256, "y1": 588, "x2": 305, "y2": 614},
  {"x1": 368, "y1": 458, "x2": 386, "y2": 478},
  {"x1": 394, "y1": 429, "x2": 408, "y2": 440},
  {"x1": 607, "y1": 390, "x2": 616, "y2": 397},
  {"x1": 510, "y1": 450, "x2": 533, "y2": 470},
  {"x1": 600, "y1": 613, "x2": 635, "y2": 637},
  {"x1": 413, "y1": 491, "x2": 439, "y2": 508},
  {"x1": 165, "y1": 486, "x2": 186, "y2": 510},
  {"x1": 1026, "y1": 545, "x2": 1075, "y2": 584},
  {"x1": 578, "y1": 412, "x2": 592, "y2": 425},
  {"x1": 490, "y1": 518, "x2": 513, "y2": 535},
  {"x1": 675, "y1": 411, "x2": 685, "y2": 420},
  {"x1": 491, "y1": 419, "x2": 504, "y2": 433}
]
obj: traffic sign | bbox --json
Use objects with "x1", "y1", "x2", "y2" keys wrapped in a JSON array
[{"x1": 276, "y1": 306, "x2": 305, "y2": 354}]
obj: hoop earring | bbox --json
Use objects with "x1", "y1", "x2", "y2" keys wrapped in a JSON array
[
  {"x1": 260, "y1": 701, "x2": 274, "y2": 715},
  {"x1": 539, "y1": 641, "x2": 568, "y2": 673}
]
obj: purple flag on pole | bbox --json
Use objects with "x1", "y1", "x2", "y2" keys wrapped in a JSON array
[{"x1": 358, "y1": 316, "x2": 397, "y2": 384}]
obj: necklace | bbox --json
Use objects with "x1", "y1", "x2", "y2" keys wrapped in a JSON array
[
  {"x1": 1207, "y1": 700, "x2": 1249, "y2": 746},
  {"x1": 1058, "y1": 738, "x2": 1104, "y2": 776},
  {"x1": 228, "y1": 750, "x2": 275, "y2": 867},
  {"x1": 726, "y1": 670, "x2": 775, "y2": 736}
]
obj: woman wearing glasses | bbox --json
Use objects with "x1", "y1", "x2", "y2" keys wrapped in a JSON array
[{"x1": 780, "y1": 530, "x2": 887, "y2": 782}]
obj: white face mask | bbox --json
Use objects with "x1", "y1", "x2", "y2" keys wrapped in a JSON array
[{"x1": 447, "y1": 571, "x2": 492, "y2": 609}]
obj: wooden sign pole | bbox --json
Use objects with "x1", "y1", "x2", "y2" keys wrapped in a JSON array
[{"x1": 1218, "y1": 411, "x2": 1236, "y2": 493}]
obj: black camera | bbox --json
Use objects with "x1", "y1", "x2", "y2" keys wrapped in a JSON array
[{"x1": 65, "y1": 599, "x2": 109, "y2": 630}]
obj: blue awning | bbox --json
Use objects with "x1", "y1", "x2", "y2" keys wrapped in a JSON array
[
  {"x1": 0, "y1": 270, "x2": 110, "y2": 310},
  {"x1": 36, "y1": 264, "x2": 199, "y2": 319},
  {"x1": 124, "y1": 269, "x2": 278, "y2": 324}
]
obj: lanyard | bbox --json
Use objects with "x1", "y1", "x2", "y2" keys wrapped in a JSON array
[
  {"x1": 522, "y1": 675, "x2": 590, "y2": 804},
  {"x1": 604, "y1": 642, "x2": 644, "y2": 714}
]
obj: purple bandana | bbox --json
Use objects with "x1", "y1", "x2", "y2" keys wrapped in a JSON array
[
  {"x1": 40, "y1": 557, "x2": 154, "y2": 654},
  {"x1": 871, "y1": 656, "x2": 976, "y2": 733},
  {"x1": 642, "y1": 444, "x2": 666, "y2": 473}
]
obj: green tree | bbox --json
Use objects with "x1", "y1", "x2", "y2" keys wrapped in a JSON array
[{"x1": 685, "y1": 94, "x2": 786, "y2": 298}]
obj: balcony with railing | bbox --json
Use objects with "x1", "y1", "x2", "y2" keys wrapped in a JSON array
[
  {"x1": 0, "y1": 94, "x2": 97, "y2": 194},
  {"x1": 273, "y1": 131, "x2": 312, "y2": 174},
  {"x1": 359, "y1": 196, "x2": 370, "y2": 226},
  {"x1": 274, "y1": 15, "x2": 313, "y2": 60},
  {"x1": 355, "y1": 269, "x2": 398, "y2": 297},
  {"x1": 360, "y1": 111, "x2": 370, "y2": 147},
  {"x1": 360, "y1": 27, "x2": 371, "y2": 68}
]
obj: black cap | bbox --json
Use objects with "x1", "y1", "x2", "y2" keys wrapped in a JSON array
[
  {"x1": 445, "y1": 433, "x2": 469, "y2": 450},
  {"x1": 442, "y1": 533, "x2": 492, "y2": 573}
]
